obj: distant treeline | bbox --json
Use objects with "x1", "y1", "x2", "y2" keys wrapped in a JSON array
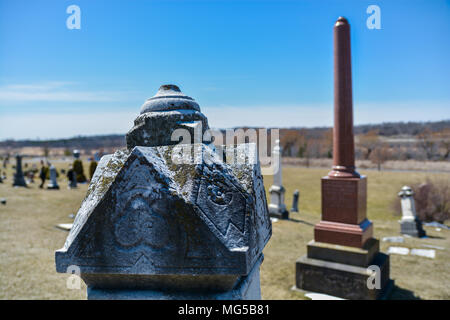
[
  {"x1": 0, "y1": 134, "x2": 126, "y2": 150},
  {"x1": 1, "y1": 120, "x2": 450, "y2": 165}
]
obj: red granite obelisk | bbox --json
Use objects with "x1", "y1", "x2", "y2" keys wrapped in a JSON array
[
  {"x1": 295, "y1": 17, "x2": 392, "y2": 300},
  {"x1": 314, "y1": 17, "x2": 372, "y2": 248}
]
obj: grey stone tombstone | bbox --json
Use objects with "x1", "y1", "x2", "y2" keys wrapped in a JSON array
[
  {"x1": 291, "y1": 189, "x2": 299, "y2": 213},
  {"x1": 69, "y1": 174, "x2": 78, "y2": 189},
  {"x1": 68, "y1": 166, "x2": 78, "y2": 189},
  {"x1": 47, "y1": 165, "x2": 60, "y2": 190},
  {"x1": 55, "y1": 84, "x2": 272, "y2": 300},
  {"x1": 12, "y1": 155, "x2": 27, "y2": 187},
  {"x1": 398, "y1": 186, "x2": 425, "y2": 237},
  {"x1": 268, "y1": 139, "x2": 288, "y2": 219},
  {"x1": 73, "y1": 150, "x2": 80, "y2": 159}
]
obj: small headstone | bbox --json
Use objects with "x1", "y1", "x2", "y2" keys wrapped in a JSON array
[
  {"x1": 67, "y1": 167, "x2": 77, "y2": 189},
  {"x1": 268, "y1": 140, "x2": 289, "y2": 219},
  {"x1": 291, "y1": 189, "x2": 299, "y2": 213},
  {"x1": 398, "y1": 186, "x2": 426, "y2": 237},
  {"x1": 47, "y1": 165, "x2": 60, "y2": 190},
  {"x1": 12, "y1": 155, "x2": 27, "y2": 187},
  {"x1": 1, "y1": 198, "x2": 6, "y2": 205}
]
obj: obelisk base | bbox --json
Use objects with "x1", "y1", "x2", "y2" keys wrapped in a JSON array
[
  {"x1": 314, "y1": 219, "x2": 373, "y2": 248},
  {"x1": 295, "y1": 239, "x2": 393, "y2": 300}
]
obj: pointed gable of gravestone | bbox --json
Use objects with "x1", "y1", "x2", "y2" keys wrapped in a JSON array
[{"x1": 56, "y1": 144, "x2": 270, "y2": 276}]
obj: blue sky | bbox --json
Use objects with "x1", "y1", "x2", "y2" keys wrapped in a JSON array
[{"x1": 0, "y1": 0, "x2": 449, "y2": 140}]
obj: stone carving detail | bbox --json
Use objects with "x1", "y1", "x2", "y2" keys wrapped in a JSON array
[{"x1": 55, "y1": 85, "x2": 271, "y2": 299}]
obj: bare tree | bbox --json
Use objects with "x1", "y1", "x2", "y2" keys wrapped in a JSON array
[
  {"x1": 417, "y1": 129, "x2": 436, "y2": 160},
  {"x1": 357, "y1": 129, "x2": 379, "y2": 160},
  {"x1": 369, "y1": 145, "x2": 391, "y2": 171}
]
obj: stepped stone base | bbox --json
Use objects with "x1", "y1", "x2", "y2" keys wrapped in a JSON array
[{"x1": 295, "y1": 240, "x2": 393, "y2": 300}]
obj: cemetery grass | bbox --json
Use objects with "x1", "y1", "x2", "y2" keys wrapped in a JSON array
[{"x1": 0, "y1": 163, "x2": 449, "y2": 299}]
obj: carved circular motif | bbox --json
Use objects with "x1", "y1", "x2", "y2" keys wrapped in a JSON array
[{"x1": 114, "y1": 197, "x2": 169, "y2": 249}]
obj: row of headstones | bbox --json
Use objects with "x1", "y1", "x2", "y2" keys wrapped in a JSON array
[
  {"x1": 9, "y1": 152, "x2": 96, "y2": 190},
  {"x1": 268, "y1": 146, "x2": 426, "y2": 238}
]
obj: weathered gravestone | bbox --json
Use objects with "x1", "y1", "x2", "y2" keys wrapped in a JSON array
[
  {"x1": 291, "y1": 190, "x2": 299, "y2": 213},
  {"x1": 398, "y1": 186, "x2": 426, "y2": 238},
  {"x1": 295, "y1": 17, "x2": 392, "y2": 300},
  {"x1": 47, "y1": 165, "x2": 60, "y2": 190},
  {"x1": 68, "y1": 165, "x2": 78, "y2": 189},
  {"x1": 268, "y1": 139, "x2": 289, "y2": 219},
  {"x1": 12, "y1": 155, "x2": 27, "y2": 187},
  {"x1": 55, "y1": 84, "x2": 272, "y2": 300}
]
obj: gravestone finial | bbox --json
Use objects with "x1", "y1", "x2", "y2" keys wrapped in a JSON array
[
  {"x1": 126, "y1": 84, "x2": 209, "y2": 150},
  {"x1": 56, "y1": 84, "x2": 271, "y2": 300}
]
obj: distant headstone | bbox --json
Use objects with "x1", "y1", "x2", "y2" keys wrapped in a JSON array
[
  {"x1": 12, "y1": 155, "x2": 27, "y2": 187},
  {"x1": 398, "y1": 186, "x2": 426, "y2": 238},
  {"x1": 47, "y1": 165, "x2": 60, "y2": 190},
  {"x1": 55, "y1": 84, "x2": 271, "y2": 300},
  {"x1": 68, "y1": 168, "x2": 77, "y2": 189},
  {"x1": 1, "y1": 198, "x2": 6, "y2": 205},
  {"x1": 268, "y1": 139, "x2": 289, "y2": 219},
  {"x1": 291, "y1": 189, "x2": 299, "y2": 213}
]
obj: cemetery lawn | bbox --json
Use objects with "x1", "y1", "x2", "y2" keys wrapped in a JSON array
[{"x1": 0, "y1": 163, "x2": 449, "y2": 299}]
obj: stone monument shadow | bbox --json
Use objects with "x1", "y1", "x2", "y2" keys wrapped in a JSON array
[
  {"x1": 288, "y1": 218, "x2": 315, "y2": 227},
  {"x1": 422, "y1": 235, "x2": 445, "y2": 240},
  {"x1": 389, "y1": 285, "x2": 421, "y2": 300}
]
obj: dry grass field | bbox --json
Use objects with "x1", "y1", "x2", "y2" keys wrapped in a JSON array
[{"x1": 0, "y1": 161, "x2": 449, "y2": 299}]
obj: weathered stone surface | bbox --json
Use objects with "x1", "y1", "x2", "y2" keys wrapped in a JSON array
[
  {"x1": 56, "y1": 84, "x2": 271, "y2": 300},
  {"x1": 126, "y1": 85, "x2": 209, "y2": 150},
  {"x1": 87, "y1": 256, "x2": 263, "y2": 300},
  {"x1": 57, "y1": 145, "x2": 270, "y2": 295},
  {"x1": 56, "y1": 143, "x2": 270, "y2": 278}
]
